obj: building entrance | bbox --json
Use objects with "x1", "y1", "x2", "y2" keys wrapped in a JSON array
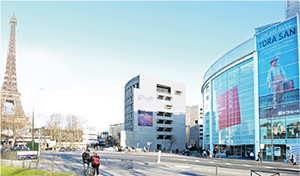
[{"x1": 214, "y1": 144, "x2": 254, "y2": 157}]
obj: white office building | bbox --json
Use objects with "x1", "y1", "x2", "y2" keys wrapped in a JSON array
[{"x1": 123, "y1": 74, "x2": 186, "y2": 151}]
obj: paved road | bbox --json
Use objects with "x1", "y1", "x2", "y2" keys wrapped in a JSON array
[{"x1": 2, "y1": 150, "x2": 299, "y2": 176}]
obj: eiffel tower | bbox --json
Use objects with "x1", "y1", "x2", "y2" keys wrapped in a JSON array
[{"x1": 1, "y1": 13, "x2": 30, "y2": 145}]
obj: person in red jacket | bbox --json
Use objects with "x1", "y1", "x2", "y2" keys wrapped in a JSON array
[{"x1": 90, "y1": 152, "x2": 100, "y2": 175}]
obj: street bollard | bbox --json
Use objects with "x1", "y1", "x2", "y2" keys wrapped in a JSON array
[
  {"x1": 52, "y1": 155, "x2": 54, "y2": 172},
  {"x1": 29, "y1": 161, "x2": 31, "y2": 169},
  {"x1": 216, "y1": 166, "x2": 218, "y2": 176},
  {"x1": 22, "y1": 160, "x2": 25, "y2": 168},
  {"x1": 69, "y1": 164, "x2": 72, "y2": 174},
  {"x1": 157, "y1": 151, "x2": 161, "y2": 163}
]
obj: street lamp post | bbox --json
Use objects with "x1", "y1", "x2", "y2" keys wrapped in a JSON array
[
  {"x1": 32, "y1": 109, "x2": 34, "y2": 151},
  {"x1": 38, "y1": 126, "x2": 45, "y2": 158}
]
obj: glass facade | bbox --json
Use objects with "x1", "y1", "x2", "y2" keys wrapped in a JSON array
[
  {"x1": 204, "y1": 58, "x2": 255, "y2": 156},
  {"x1": 203, "y1": 38, "x2": 255, "y2": 83},
  {"x1": 211, "y1": 58, "x2": 255, "y2": 149}
]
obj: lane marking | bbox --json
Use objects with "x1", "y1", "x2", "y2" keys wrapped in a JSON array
[
  {"x1": 209, "y1": 162, "x2": 215, "y2": 163},
  {"x1": 243, "y1": 165, "x2": 250, "y2": 167},
  {"x1": 225, "y1": 163, "x2": 231, "y2": 165},
  {"x1": 175, "y1": 165, "x2": 190, "y2": 168},
  {"x1": 264, "y1": 166, "x2": 274, "y2": 169}
]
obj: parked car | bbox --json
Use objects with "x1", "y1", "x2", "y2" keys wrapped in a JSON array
[
  {"x1": 22, "y1": 146, "x2": 31, "y2": 151},
  {"x1": 59, "y1": 147, "x2": 66, "y2": 152},
  {"x1": 71, "y1": 147, "x2": 79, "y2": 152},
  {"x1": 1, "y1": 147, "x2": 9, "y2": 151}
]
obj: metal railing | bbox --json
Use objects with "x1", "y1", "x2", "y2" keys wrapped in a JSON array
[{"x1": 251, "y1": 170, "x2": 280, "y2": 176}]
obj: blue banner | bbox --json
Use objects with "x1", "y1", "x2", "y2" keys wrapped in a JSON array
[{"x1": 257, "y1": 16, "x2": 299, "y2": 119}]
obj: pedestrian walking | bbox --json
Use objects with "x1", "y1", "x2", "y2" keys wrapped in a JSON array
[
  {"x1": 257, "y1": 152, "x2": 263, "y2": 162},
  {"x1": 291, "y1": 154, "x2": 297, "y2": 165},
  {"x1": 226, "y1": 150, "x2": 229, "y2": 158},
  {"x1": 176, "y1": 147, "x2": 178, "y2": 154},
  {"x1": 207, "y1": 150, "x2": 212, "y2": 159},
  {"x1": 82, "y1": 150, "x2": 90, "y2": 176},
  {"x1": 250, "y1": 151, "x2": 254, "y2": 160},
  {"x1": 213, "y1": 149, "x2": 217, "y2": 158},
  {"x1": 91, "y1": 152, "x2": 100, "y2": 175},
  {"x1": 203, "y1": 149, "x2": 207, "y2": 158},
  {"x1": 247, "y1": 151, "x2": 250, "y2": 159}
]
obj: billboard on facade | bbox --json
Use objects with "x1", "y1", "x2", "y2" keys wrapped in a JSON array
[
  {"x1": 138, "y1": 110, "x2": 153, "y2": 127},
  {"x1": 217, "y1": 86, "x2": 241, "y2": 130},
  {"x1": 257, "y1": 16, "x2": 299, "y2": 119}
]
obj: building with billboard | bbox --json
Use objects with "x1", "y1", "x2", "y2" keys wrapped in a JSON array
[
  {"x1": 201, "y1": 11, "x2": 299, "y2": 162},
  {"x1": 123, "y1": 74, "x2": 186, "y2": 151}
]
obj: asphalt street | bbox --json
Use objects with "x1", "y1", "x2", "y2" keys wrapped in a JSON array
[{"x1": 2, "y1": 150, "x2": 299, "y2": 176}]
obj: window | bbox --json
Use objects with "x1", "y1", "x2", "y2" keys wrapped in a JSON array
[
  {"x1": 157, "y1": 84, "x2": 171, "y2": 94},
  {"x1": 157, "y1": 135, "x2": 164, "y2": 139},
  {"x1": 165, "y1": 135, "x2": 173, "y2": 139},
  {"x1": 260, "y1": 120, "x2": 272, "y2": 139},
  {"x1": 157, "y1": 112, "x2": 164, "y2": 116},
  {"x1": 164, "y1": 128, "x2": 173, "y2": 132},
  {"x1": 165, "y1": 96, "x2": 172, "y2": 101},
  {"x1": 157, "y1": 127, "x2": 164, "y2": 131},
  {"x1": 157, "y1": 95, "x2": 164, "y2": 100},
  {"x1": 175, "y1": 90, "x2": 182, "y2": 95},
  {"x1": 165, "y1": 112, "x2": 173, "y2": 117},
  {"x1": 157, "y1": 119, "x2": 164, "y2": 124},
  {"x1": 165, "y1": 105, "x2": 173, "y2": 110},
  {"x1": 164, "y1": 120, "x2": 173, "y2": 124},
  {"x1": 287, "y1": 117, "x2": 300, "y2": 138}
]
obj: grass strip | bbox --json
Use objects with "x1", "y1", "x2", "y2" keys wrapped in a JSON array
[{"x1": 1, "y1": 165, "x2": 77, "y2": 176}]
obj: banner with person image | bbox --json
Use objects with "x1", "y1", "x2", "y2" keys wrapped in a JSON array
[{"x1": 256, "y1": 16, "x2": 299, "y2": 119}]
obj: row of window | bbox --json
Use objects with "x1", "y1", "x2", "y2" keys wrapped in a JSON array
[
  {"x1": 156, "y1": 84, "x2": 182, "y2": 95},
  {"x1": 157, "y1": 95, "x2": 172, "y2": 101},
  {"x1": 157, "y1": 135, "x2": 173, "y2": 140},
  {"x1": 157, "y1": 119, "x2": 173, "y2": 124},
  {"x1": 125, "y1": 103, "x2": 133, "y2": 113},
  {"x1": 125, "y1": 82, "x2": 139, "y2": 97},
  {"x1": 157, "y1": 127, "x2": 173, "y2": 132},
  {"x1": 260, "y1": 116, "x2": 300, "y2": 139},
  {"x1": 125, "y1": 96, "x2": 133, "y2": 105},
  {"x1": 125, "y1": 112, "x2": 134, "y2": 119}
]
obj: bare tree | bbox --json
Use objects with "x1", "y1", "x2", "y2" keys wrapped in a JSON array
[
  {"x1": 1, "y1": 115, "x2": 31, "y2": 146},
  {"x1": 65, "y1": 114, "x2": 83, "y2": 147},
  {"x1": 45, "y1": 113, "x2": 63, "y2": 149}
]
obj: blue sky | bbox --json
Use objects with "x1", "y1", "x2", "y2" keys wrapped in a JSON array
[{"x1": 1, "y1": 1, "x2": 285, "y2": 131}]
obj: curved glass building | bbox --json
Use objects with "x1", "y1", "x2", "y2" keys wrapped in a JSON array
[{"x1": 201, "y1": 14, "x2": 299, "y2": 162}]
